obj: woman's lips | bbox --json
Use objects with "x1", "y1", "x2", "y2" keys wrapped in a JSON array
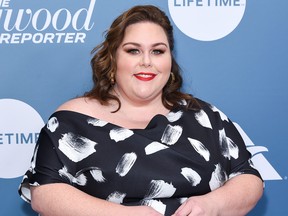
[{"x1": 134, "y1": 72, "x2": 157, "y2": 81}]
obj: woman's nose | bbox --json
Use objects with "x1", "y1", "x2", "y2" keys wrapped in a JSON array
[{"x1": 140, "y1": 53, "x2": 152, "y2": 67}]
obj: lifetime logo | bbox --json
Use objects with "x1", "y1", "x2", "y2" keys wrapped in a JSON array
[
  {"x1": 0, "y1": 132, "x2": 40, "y2": 145},
  {"x1": 168, "y1": 0, "x2": 246, "y2": 41},
  {"x1": 173, "y1": 0, "x2": 243, "y2": 7},
  {"x1": 0, "y1": 0, "x2": 96, "y2": 44},
  {"x1": 0, "y1": 99, "x2": 44, "y2": 179}
]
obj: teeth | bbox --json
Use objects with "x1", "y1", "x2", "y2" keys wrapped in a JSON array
[{"x1": 136, "y1": 74, "x2": 154, "y2": 77}]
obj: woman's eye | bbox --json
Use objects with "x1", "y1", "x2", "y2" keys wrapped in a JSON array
[
  {"x1": 127, "y1": 49, "x2": 139, "y2": 54},
  {"x1": 152, "y1": 49, "x2": 164, "y2": 55}
]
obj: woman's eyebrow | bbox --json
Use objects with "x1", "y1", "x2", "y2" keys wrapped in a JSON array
[{"x1": 122, "y1": 42, "x2": 168, "y2": 47}]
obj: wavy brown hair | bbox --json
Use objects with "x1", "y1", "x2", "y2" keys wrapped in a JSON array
[{"x1": 85, "y1": 5, "x2": 200, "y2": 112}]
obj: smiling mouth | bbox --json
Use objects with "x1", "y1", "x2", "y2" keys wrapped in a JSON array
[{"x1": 134, "y1": 72, "x2": 157, "y2": 81}]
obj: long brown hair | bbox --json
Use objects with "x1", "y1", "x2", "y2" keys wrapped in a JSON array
[{"x1": 85, "y1": 5, "x2": 200, "y2": 111}]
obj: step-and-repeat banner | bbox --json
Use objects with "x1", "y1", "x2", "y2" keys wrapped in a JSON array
[{"x1": 1, "y1": 0, "x2": 287, "y2": 215}]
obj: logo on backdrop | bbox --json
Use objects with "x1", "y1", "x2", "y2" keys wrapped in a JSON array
[
  {"x1": 168, "y1": 0, "x2": 246, "y2": 41},
  {"x1": 0, "y1": 99, "x2": 44, "y2": 179},
  {"x1": 0, "y1": 0, "x2": 96, "y2": 44},
  {"x1": 234, "y1": 123, "x2": 283, "y2": 181}
]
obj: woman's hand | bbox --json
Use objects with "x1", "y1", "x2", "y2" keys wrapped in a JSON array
[
  {"x1": 172, "y1": 174, "x2": 263, "y2": 216},
  {"x1": 172, "y1": 195, "x2": 216, "y2": 216}
]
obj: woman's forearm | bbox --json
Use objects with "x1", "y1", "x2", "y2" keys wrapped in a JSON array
[
  {"x1": 31, "y1": 183, "x2": 124, "y2": 216},
  {"x1": 31, "y1": 183, "x2": 162, "y2": 216},
  {"x1": 203, "y1": 174, "x2": 263, "y2": 216}
]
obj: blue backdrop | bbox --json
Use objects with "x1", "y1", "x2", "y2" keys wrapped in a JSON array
[{"x1": 1, "y1": 0, "x2": 287, "y2": 215}]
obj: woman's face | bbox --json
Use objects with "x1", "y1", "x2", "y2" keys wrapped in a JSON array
[{"x1": 115, "y1": 22, "x2": 172, "y2": 105}]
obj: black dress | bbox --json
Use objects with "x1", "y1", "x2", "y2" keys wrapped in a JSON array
[{"x1": 19, "y1": 100, "x2": 262, "y2": 215}]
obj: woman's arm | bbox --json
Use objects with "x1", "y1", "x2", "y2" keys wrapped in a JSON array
[
  {"x1": 31, "y1": 183, "x2": 163, "y2": 216},
  {"x1": 172, "y1": 174, "x2": 263, "y2": 216}
]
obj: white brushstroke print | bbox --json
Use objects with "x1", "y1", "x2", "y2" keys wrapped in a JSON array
[
  {"x1": 116, "y1": 152, "x2": 137, "y2": 177},
  {"x1": 166, "y1": 110, "x2": 183, "y2": 122},
  {"x1": 142, "y1": 199, "x2": 166, "y2": 215},
  {"x1": 106, "y1": 191, "x2": 126, "y2": 204},
  {"x1": 179, "y1": 197, "x2": 188, "y2": 204},
  {"x1": 90, "y1": 167, "x2": 106, "y2": 182},
  {"x1": 145, "y1": 141, "x2": 169, "y2": 155},
  {"x1": 109, "y1": 128, "x2": 134, "y2": 142},
  {"x1": 29, "y1": 144, "x2": 39, "y2": 174},
  {"x1": 210, "y1": 106, "x2": 229, "y2": 122},
  {"x1": 187, "y1": 138, "x2": 210, "y2": 161},
  {"x1": 195, "y1": 110, "x2": 212, "y2": 129},
  {"x1": 219, "y1": 129, "x2": 239, "y2": 159},
  {"x1": 87, "y1": 118, "x2": 108, "y2": 127},
  {"x1": 59, "y1": 166, "x2": 87, "y2": 186},
  {"x1": 248, "y1": 158, "x2": 256, "y2": 169},
  {"x1": 47, "y1": 117, "x2": 59, "y2": 132},
  {"x1": 227, "y1": 136, "x2": 239, "y2": 159},
  {"x1": 209, "y1": 163, "x2": 227, "y2": 191},
  {"x1": 181, "y1": 167, "x2": 201, "y2": 186},
  {"x1": 161, "y1": 125, "x2": 183, "y2": 145},
  {"x1": 19, "y1": 175, "x2": 37, "y2": 202},
  {"x1": 219, "y1": 129, "x2": 229, "y2": 159},
  {"x1": 30, "y1": 182, "x2": 40, "y2": 187},
  {"x1": 145, "y1": 180, "x2": 176, "y2": 199},
  {"x1": 229, "y1": 172, "x2": 243, "y2": 179},
  {"x1": 58, "y1": 132, "x2": 97, "y2": 162}
]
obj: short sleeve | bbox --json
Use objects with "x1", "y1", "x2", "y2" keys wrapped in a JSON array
[
  {"x1": 209, "y1": 104, "x2": 263, "y2": 181},
  {"x1": 18, "y1": 123, "x2": 72, "y2": 203}
]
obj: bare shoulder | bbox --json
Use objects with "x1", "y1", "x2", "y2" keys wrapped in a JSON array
[
  {"x1": 56, "y1": 97, "x2": 95, "y2": 113},
  {"x1": 55, "y1": 97, "x2": 109, "y2": 119}
]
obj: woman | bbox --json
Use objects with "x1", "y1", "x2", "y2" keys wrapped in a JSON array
[{"x1": 19, "y1": 5, "x2": 263, "y2": 216}]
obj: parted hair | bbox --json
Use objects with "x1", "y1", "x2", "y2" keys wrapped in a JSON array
[{"x1": 85, "y1": 5, "x2": 200, "y2": 111}]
